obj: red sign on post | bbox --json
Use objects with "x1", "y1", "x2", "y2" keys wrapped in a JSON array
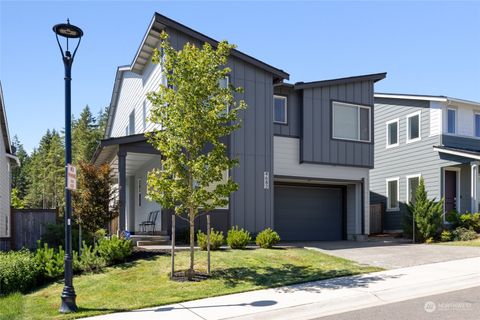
[{"x1": 67, "y1": 164, "x2": 77, "y2": 191}]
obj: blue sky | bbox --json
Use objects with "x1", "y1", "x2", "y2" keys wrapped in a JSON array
[{"x1": 1, "y1": 1, "x2": 479, "y2": 152}]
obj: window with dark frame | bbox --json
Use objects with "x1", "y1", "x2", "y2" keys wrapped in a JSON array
[{"x1": 332, "y1": 101, "x2": 371, "y2": 142}]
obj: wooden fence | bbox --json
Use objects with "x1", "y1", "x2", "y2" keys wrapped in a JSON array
[
  {"x1": 370, "y1": 203, "x2": 384, "y2": 234},
  {"x1": 11, "y1": 209, "x2": 57, "y2": 250}
]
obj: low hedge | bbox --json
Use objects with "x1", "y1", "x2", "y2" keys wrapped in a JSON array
[{"x1": 0, "y1": 250, "x2": 38, "y2": 295}]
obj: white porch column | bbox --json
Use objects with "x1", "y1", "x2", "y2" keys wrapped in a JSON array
[{"x1": 471, "y1": 161, "x2": 479, "y2": 213}]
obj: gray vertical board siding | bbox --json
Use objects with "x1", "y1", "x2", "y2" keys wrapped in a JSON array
[
  {"x1": 300, "y1": 80, "x2": 375, "y2": 168},
  {"x1": 442, "y1": 134, "x2": 480, "y2": 151},
  {"x1": 229, "y1": 58, "x2": 274, "y2": 233},
  {"x1": 273, "y1": 86, "x2": 301, "y2": 137},
  {"x1": 370, "y1": 98, "x2": 475, "y2": 230},
  {"x1": 148, "y1": 27, "x2": 275, "y2": 233}
]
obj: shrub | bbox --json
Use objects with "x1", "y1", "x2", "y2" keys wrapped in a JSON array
[
  {"x1": 405, "y1": 178, "x2": 443, "y2": 242},
  {"x1": 440, "y1": 230, "x2": 453, "y2": 242},
  {"x1": 227, "y1": 226, "x2": 251, "y2": 249},
  {"x1": 255, "y1": 228, "x2": 281, "y2": 248},
  {"x1": 0, "y1": 250, "x2": 38, "y2": 295},
  {"x1": 35, "y1": 241, "x2": 65, "y2": 280},
  {"x1": 445, "y1": 210, "x2": 461, "y2": 227},
  {"x1": 41, "y1": 223, "x2": 93, "y2": 250},
  {"x1": 97, "y1": 235, "x2": 132, "y2": 265},
  {"x1": 452, "y1": 227, "x2": 478, "y2": 241},
  {"x1": 425, "y1": 237, "x2": 435, "y2": 244},
  {"x1": 197, "y1": 229, "x2": 224, "y2": 250},
  {"x1": 75, "y1": 242, "x2": 106, "y2": 273},
  {"x1": 458, "y1": 213, "x2": 480, "y2": 232}
]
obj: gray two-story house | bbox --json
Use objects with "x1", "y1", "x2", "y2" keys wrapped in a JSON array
[
  {"x1": 371, "y1": 93, "x2": 480, "y2": 231},
  {"x1": 93, "y1": 12, "x2": 386, "y2": 242}
]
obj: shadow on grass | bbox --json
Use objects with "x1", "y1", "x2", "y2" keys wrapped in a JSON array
[{"x1": 212, "y1": 263, "x2": 401, "y2": 293}]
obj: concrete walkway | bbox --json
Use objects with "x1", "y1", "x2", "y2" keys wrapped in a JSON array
[{"x1": 84, "y1": 256, "x2": 480, "y2": 320}]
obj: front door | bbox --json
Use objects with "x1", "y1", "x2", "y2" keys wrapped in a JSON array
[{"x1": 445, "y1": 170, "x2": 458, "y2": 213}]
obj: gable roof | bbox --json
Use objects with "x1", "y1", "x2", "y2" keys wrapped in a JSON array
[
  {"x1": 375, "y1": 93, "x2": 480, "y2": 107},
  {"x1": 294, "y1": 72, "x2": 386, "y2": 90},
  {"x1": 104, "y1": 13, "x2": 290, "y2": 138},
  {"x1": 0, "y1": 82, "x2": 12, "y2": 154},
  {"x1": 133, "y1": 13, "x2": 289, "y2": 80}
]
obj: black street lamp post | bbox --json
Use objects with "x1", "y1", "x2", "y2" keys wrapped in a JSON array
[{"x1": 53, "y1": 19, "x2": 83, "y2": 313}]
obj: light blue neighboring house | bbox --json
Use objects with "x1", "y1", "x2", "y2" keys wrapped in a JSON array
[{"x1": 370, "y1": 93, "x2": 480, "y2": 231}]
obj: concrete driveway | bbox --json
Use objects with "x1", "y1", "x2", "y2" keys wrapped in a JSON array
[{"x1": 288, "y1": 240, "x2": 480, "y2": 269}]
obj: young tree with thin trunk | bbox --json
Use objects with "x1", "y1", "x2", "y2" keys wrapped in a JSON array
[{"x1": 146, "y1": 32, "x2": 246, "y2": 279}]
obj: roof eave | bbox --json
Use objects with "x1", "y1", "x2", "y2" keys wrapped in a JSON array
[
  {"x1": 294, "y1": 72, "x2": 386, "y2": 90},
  {"x1": 0, "y1": 82, "x2": 11, "y2": 154}
]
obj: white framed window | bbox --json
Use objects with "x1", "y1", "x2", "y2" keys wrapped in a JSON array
[
  {"x1": 406, "y1": 174, "x2": 421, "y2": 204},
  {"x1": 474, "y1": 113, "x2": 480, "y2": 137},
  {"x1": 138, "y1": 178, "x2": 142, "y2": 207},
  {"x1": 447, "y1": 108, "x2": 456, "y2": 134},
  {"x1": 406, "y1": 111, "x2": 421, "y2": 143},
  {"x1": 386, "y1": 177, "x2": 400, "y2": 211},
  {"x1": 386, "y1": 118, "x2": 399, "y2": 148},
  {"x1": 142, "y1": 101, "x2": 147, "y2": 131},
  {"x1": 273, "y1": 95, "x2": 287, "y2": 124},
  {"x1": 332, "y1": 101, "x2": 371, "y2": 142},
  {"x1": 129, "y1": 110, "x2": 135, "y2": 135},
  {"x1": 219, "y1": 76, "x2": 229, "y2": 89}
]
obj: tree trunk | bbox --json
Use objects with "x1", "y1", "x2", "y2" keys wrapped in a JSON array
[{"x1": 188, "y1": 206, "x2": 195, "y2": 280}]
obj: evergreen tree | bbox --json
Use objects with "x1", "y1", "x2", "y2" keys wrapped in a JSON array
[
  {"x1": 11, "y1": 135, "x2": 30, "y2": 199},
  {"x1": 404, "y1": 178, "x2": 444, "y2": 242}
]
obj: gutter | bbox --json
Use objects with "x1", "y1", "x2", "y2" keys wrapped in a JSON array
[{"x1": 6, "y1": 153, "x2": 20, "y2": 166}]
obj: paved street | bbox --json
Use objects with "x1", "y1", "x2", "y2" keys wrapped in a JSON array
[{"x1": 316, "y1": 286, "x2": 480, "y2": 320}]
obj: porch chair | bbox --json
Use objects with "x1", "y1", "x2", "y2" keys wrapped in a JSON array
[{"x1": 139, "y1": 210, "x2": 160, "y2": 234}]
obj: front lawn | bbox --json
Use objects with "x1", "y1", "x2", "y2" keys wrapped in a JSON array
[
  {"x1": 436, "y1": 238, "x2": 480, "y2": 247},
  {"x1": 0, "y1": 248, "x2": 381, "y2": 320}
]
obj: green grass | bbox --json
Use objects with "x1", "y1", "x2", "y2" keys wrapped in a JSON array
[
  {"x1": 0, "y1": 248, "x2": 381, "y2": 320},
  {"x1": 437, "y1": 238, "x2": 480, "y2": 247}
]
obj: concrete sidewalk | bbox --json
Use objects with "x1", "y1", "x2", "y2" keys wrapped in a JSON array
[{"x1": 84, "y1": 257, "x2": 480, "y2": 320}]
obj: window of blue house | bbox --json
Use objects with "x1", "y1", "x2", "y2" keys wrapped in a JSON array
[
  {"x1": 475, "y1": 113, "x2": 480, "y2": 137},
  {"x1": 447, "y1": 108, "x2": 456, "y2": 134}
]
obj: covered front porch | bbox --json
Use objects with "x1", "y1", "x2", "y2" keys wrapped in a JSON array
[
  {"x1": 435, "y1": 145, "x2": 480, "y2": 214},
  {"x1": 93, "y1": 134, "x2": 167, "y2": 236}
]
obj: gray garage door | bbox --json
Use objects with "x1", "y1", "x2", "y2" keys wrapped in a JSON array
[{"x1": 274, "y1": 185, "x2": 344, "y2": 241}]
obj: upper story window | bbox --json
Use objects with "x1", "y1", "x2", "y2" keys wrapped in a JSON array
[
  {"x1": 386, "y1": 119, "x2": 399, "y2": 148},
  {"x1": 475, "y1": 113, "x2": 480, "y2": 137},
  {"x1": 332, "y1": 101, "x2": 371, "y2": 142},
  {"x1": 406, "y1": 111, "x2": 421, "y2": 143},
  {"x1": 447, "y1": 108, "x2": 456, "y2": 134},
  {"x1": 142, "y1": 101, "x2": 147, "y2": 131},
  {"x1": 129, "y1": 110, "x2": 135, "y2": 135},
  {"x1": 219, "y1": 76, "x2": 229, "y2": 89},
  {"x1": 273, "y1": 95, "x2": 287, "y2": 124}
]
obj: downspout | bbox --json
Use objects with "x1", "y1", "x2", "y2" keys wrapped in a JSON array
[
  {"x1": 471, "y1": 162, "x2": 478, "y2": 213},
  {"x1": 361, "y1": 178, "x2": 365, "y2": 235},
  {"x1": 6, "y1": 153, "x2": 20, "y2": 167}
]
